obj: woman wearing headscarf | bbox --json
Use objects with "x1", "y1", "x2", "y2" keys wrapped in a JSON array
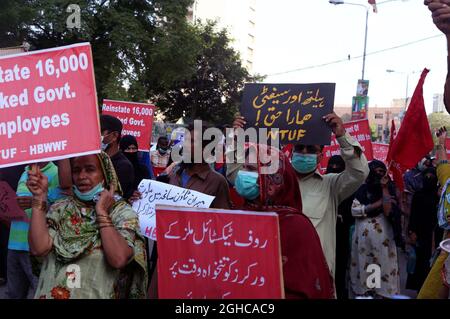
[
  {"x1": 26, "y1": 152, "x2": 147, "y2": 299},
  {"x1": 406, "y1": 167, "x2": 438, "y2": 291},
  {"x1": 227, "y1": 143, "x2": 334, "y2": 299},
  {"x1": 349, "y1": 160, "x2": 401, "y2": 298},
  {"x1": 119, "y1": 135, "x2": 153, "y2": 190}
]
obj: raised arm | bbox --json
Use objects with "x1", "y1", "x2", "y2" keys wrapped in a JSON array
[{"x1": 27, "y1": 165, "x2": 53, "y2": 257}]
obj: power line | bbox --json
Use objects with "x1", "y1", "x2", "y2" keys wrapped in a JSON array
[{"x1": 267, "y1": 34, "x2": 444, "y2": 77}]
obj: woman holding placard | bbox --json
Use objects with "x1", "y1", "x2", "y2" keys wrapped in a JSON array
[{"x1": 26, "y1": 152, "x2": 147, "y2": 299}]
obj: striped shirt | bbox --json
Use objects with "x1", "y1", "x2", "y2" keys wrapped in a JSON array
[{"x1": 8, "y1": 162, "x2": 62, "y2": 251}]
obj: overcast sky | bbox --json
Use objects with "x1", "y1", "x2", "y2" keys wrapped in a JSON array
[{"x1": 253, "y1": 0, "x2": 446, "y2": 113}]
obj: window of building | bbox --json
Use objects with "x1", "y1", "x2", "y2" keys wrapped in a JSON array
[{"x1": 374, "y1": 113, "x2": 383, "y2": 119}]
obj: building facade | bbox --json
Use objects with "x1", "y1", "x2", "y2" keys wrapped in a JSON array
[
  {"x1": 334, "y1": 102, "x2": 403, "y2": 143},
  {"x1": 433, "y1": 93, "x2": 445, "y2": 113},
  {"x1": 187, "y1": 0, "x2": 257, "y2": 73}
]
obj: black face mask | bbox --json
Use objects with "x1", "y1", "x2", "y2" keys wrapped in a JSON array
[
  {"x1": 327, "y1": 165, "x2": 345, "y2": 174},
  {"x1": 367, "y1": 172, "x2": 384, "y2": 185},
  {"x1": 124, "y1": 151, "x2": 139, "y2": 165},
  {"x1": 423, "y1": 176, "x2": 437, "y2": 192}
]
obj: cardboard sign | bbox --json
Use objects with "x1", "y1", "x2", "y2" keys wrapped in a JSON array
[
  {"x1": 241, "y1": 83, "x2": 335, "y2": 145},
  {"x1": 0, "y1": 181, "x2": 26, "y2": 223},
  {"x1": 0, "y1": 43, "x2": 101, "y2": 168},
  {"x1": 320, "y1": 119, "x2": 373, "y2": 173},
  {"x1": 373, "y1": 142, "x2": 389, "y2": 163},
  {"x1": 101, "y1": 99, "x2": 155, "y2": 152},
  {"x1": 157, "y1": 206, "x2": 284, "y2": 299},
  {"x1": 132, "y1": 180, "x2": 215, "y2": 240}
]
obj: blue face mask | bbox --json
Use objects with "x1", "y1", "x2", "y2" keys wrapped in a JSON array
[
  {"x1": 235, "y1": 170, "x2": 260, "y2": 200},
  {"x1": 73, "y1": 182, "x2": 104, "y2": 202},
  {"x1": 291, "y1": 153, "x2": 318, "y2": 174},
  {"x1": 158, "y1": 147, "x2": 169, "y2": 155}
]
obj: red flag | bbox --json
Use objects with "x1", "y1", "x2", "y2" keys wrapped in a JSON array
[
  {"x1": 390, "y1": 161, "x2": 405, "y2": 192},
  {"x1": 390, "y1": 68, "x2": 433, "y2": 169},
  {"x1": 386, "y1": 119, "x2": 404, "y2": 191},
  {"x1": 387, "y1": 68, "x2": 433, "y2": 192},
  {"x1": 368, "y1": 0, "x2": 378, "y2": 13}
]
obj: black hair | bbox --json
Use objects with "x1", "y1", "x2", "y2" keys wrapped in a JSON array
[{"x1": 157, "y1": 136, "x2": 169, "y2": 144}]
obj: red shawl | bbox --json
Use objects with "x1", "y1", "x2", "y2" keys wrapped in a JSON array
[{"x1": 239, "y1": 143, "x2": 334, "y2": 299}]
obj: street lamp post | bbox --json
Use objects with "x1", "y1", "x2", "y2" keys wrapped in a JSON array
[
  {"x1": 329, "y1": 0, "x2": 369, "y2": 80},
  {"x1": 386, "y1": 69, "x2": 419, "y2": 110},
  {"x1": 330, "y1": 0, "x2": 406, "y2": 80}
]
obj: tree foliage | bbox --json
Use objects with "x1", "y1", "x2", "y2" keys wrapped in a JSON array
[{"x1": 0, "y1": 0, "x2": 259, "y2": 124}]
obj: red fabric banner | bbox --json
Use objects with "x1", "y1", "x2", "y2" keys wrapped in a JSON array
[
  {"x1": 372, "y1": 143, "x2": 389, "y2": 164},
  {"x1": 320, "y1": 119, "x2": 373, "y2": 173}
]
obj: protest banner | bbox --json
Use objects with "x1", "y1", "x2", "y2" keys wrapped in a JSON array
[
  {"x1": 0, "y1": 181, "x2": 27, "y2": 223},
  {"x1": 241, "y1": 83, "x2": 335, "y2": 145},
  {"x1": 156, "y1": 205, "x2": 284, "y2": 299},
  {"x1": 132, "y1": 179, "x2": 215, "y2": 240},
  {"x1": 356, "y1": 79, "x2": 369, "y2": 97},
  {"x1": 373, "y1": 142, "x2": 389, "y2": 163},
  {"x1": 101, "y1": 99, "x2": 155, "y2": 151},
  {"x1": 351, "y1": 95, "x2": 368, "y2": 120},
  {"x1": 319, "y1": 119, "x2": 373, "y2": 173},
  {"x1": 0, "y1": 43, "x2": 100, "y2": 168}
]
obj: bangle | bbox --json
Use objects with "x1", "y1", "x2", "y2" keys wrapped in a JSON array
[
  {"x1": 97, "y1": 222, "x2": 112, "y2": 228},
  {"x1": 96, "y1": 215, "x2": 112, "y2": 223},
  {"x1": 98, "y1": 222, "x2": 114, "y2": 227},
  {"x1": 99, "y1": 224, "x2": 114, "y2": 230},
  {"x1": 97, "y1": 216, "x2": 111, "y2": 221},
  {"x1": 32, "y1": 198, "x2": 47, "y2": 211}
]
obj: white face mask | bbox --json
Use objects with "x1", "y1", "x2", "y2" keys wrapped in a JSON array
[{"x1": 101, "y1": 133, "x2": 112, "y2": 151}]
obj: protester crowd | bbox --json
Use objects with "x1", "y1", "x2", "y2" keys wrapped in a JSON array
[
  {"x1": 0, "y1": 108, "x2": 447, "y2": 300},
  {"x1": 1, "y1": 1, "x2": 450, "y2": 299}
]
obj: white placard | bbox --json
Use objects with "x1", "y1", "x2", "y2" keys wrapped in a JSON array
[{"x1": 132, "y1": 179, "x2": 215, "y2": 240}]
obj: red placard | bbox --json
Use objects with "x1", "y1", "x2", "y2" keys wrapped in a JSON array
[
  {"x1": 0, "y1": 181, "x2": 27, "y2": 223},
  {"x1": 372, "y1": 142, "x2": 389, "y2": 164},
  {"x1": 102, "y1": 99, "x2": 154, "y2": 152},
  {"x1": 320, "y1": 119, "x2": 373, "y2": 173},
  {"x1": 156, "y1": 205, "x2": 284, "y2": 299},
  {"x1": 0, "y1": 43, "x2": 101, "y2": 168}
]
